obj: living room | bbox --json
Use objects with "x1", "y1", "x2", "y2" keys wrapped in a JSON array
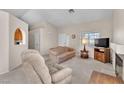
[{"x1": 0, "y1": 9, "x2": 124, "y2": 84}]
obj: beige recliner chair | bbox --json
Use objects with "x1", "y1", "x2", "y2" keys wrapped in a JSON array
[{"x1": 21, "y1": 49, "x2": 72, "y2": 84}]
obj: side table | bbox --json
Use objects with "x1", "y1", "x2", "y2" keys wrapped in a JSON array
[{"x1": 80, "y1": 50, "x2": 89, "y2": 59}]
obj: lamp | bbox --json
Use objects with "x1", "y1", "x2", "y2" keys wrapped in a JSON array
[
  {"x1": 68, "y1": 9, "x2": 75, "y2": 13},
  {"x1": 82, "y1": 38, "x2": 88, "y2": 51}
]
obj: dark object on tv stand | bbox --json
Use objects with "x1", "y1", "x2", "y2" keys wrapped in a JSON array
[{"x1": 95, "y1": 38, "x2": 109, "y2": 48}]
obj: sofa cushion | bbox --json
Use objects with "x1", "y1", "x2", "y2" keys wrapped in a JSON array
[
  {"x1": 47, "y1": 66, "x2": 58, "y2": 74},
  {"x1": 58, "y1": 52, "x2": 68, "y2": 58},
  {"x1": 49, "y1": 50, "x2": 59, "y2": 56},
  {"x1": 21, "y1": 49, "x2": 52, "y2": 84},
  {"x1": 49, "y1": 46, "x2": 75, "y2": 59},
  {"x1": 51, "y1": 68, "x2": 72, "y2": 83},
  {"x1": 46, "y1": 63, "x2": 72, "y2": 83},
  {"x1": 49, "y1": 46, "x2": 66, "y2": 55},
  {"x1": 64, "y1": 47, "x2": 70, "y2": 52},
  {"x1": 47, "y1": 64, "x2": 64, "y2": 73},
  {"x1": 64, "y1": 47, "x2": 74, "y2": 51},
  {"x1": 66, "y1": 51, "x2": 75, "y2": 56}
]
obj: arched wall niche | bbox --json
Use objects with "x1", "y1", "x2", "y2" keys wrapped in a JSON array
[{"x1": 14, "y1": 28, "x2": 26, "y2": 45}]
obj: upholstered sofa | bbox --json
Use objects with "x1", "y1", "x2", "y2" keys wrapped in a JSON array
[
  {"x1": 49, "y1": 46, "x2": 76, "y2": 63},
  {"x1": 0, "y1": 49, "x2": 72, "y2": 84}
]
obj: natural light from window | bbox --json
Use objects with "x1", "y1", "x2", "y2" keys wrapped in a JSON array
[{"x1": 80, "y1": 32, "x2": 100, "y2": 46}]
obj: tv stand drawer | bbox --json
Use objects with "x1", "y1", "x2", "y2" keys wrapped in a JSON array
[{"x1": 94, "y1": 48, "x2": 110, "y2": 63}]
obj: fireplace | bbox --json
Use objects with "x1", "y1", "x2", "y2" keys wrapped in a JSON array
[{"x1": 115, "y1": 54, "x2": 123, "y2": 79}]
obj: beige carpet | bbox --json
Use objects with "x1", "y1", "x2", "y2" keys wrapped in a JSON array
[{"x1": 58, "y1": 56, "x2": 115, "y2": 84}]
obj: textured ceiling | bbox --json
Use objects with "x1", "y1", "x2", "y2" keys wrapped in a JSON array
[
  {"x1": 3, "y1": 9, "x2": 30, "y2": 17},
  {"x1": 3, "y1": 9, "x2": 113, "y2": 27}
]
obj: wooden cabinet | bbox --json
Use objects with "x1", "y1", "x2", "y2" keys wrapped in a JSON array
[{"x1": 94, "y1": 48, "x2": 110, "y2": 63}]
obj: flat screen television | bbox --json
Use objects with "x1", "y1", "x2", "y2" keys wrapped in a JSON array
[{"x1": 95, "y1": 38, "x2": 109, "y2": 48}]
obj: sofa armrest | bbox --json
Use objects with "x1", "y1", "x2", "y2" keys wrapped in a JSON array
[{"x1": 51, "y1": 68, "x2": 72, "y2": 83}]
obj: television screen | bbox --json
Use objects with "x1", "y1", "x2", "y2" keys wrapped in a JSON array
[{"x1": 95, "y1": 38, "x2": 109, "y2": 48}]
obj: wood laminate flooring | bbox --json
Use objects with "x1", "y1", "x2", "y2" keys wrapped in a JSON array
[{"x1": 89, "y1": 71, "x2": 123, "y2": 84}]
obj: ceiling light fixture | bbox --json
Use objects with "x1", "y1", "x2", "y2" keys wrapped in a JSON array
[{"x1": 68, "y1": 9, "x2": 75, "y2": 13}]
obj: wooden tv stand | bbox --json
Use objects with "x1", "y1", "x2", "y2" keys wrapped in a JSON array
[{"x1": 94, "y1": 47, "x2": 110, "y2": 63}]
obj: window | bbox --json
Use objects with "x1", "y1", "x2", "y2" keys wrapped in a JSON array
[
  {"x1": 80, "y1": 32, "x2": 100, "y2": 46},
  {"x1": 58, "y1": 33, "x2": 69, "y2": 46}
]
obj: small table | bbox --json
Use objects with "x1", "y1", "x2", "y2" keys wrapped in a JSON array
[{"x1": 80, "y1": 50, "x2": 89, "y2": 59}]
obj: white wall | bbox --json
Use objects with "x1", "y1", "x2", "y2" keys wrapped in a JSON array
[
  {"x1": 9, "y1": 15, "x2": 28, "y2": 70},
  {"x1": 110, "y1": 43, "x2": 116, "y2": 70},
  {"x1": 0, "y1": 11, "x2": 28, "y2": 73},
  {"x1": 44, "y1": 23, "x2": 58, "y2": 54},
  {"x1": 58, "y1": 19, "x2": 113, "y2": 57},
  {"x1": 113, "y1": 10, "x2": 124, "y2": 45},
  {"x1": 30, "y1": 22, "x2": 58, "y2": 55},
  {"x1": 0, "y1": 11, "x2": 9, "y2": 74},
  {"x1": 111, "y1": 10, "x2": 124, "y2": 81}
]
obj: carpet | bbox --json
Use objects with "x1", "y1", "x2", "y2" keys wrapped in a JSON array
[{"x1": 60, "y1": 56, "x2": 115, "y2": 84}]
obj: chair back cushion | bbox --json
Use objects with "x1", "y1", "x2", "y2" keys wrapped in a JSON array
[
  {"x1": 21, "y1": 49, "x2": 52, "y2": 84},
  {"x1": 21, "y1": 62, "x2": 42, "y2": 83}
]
